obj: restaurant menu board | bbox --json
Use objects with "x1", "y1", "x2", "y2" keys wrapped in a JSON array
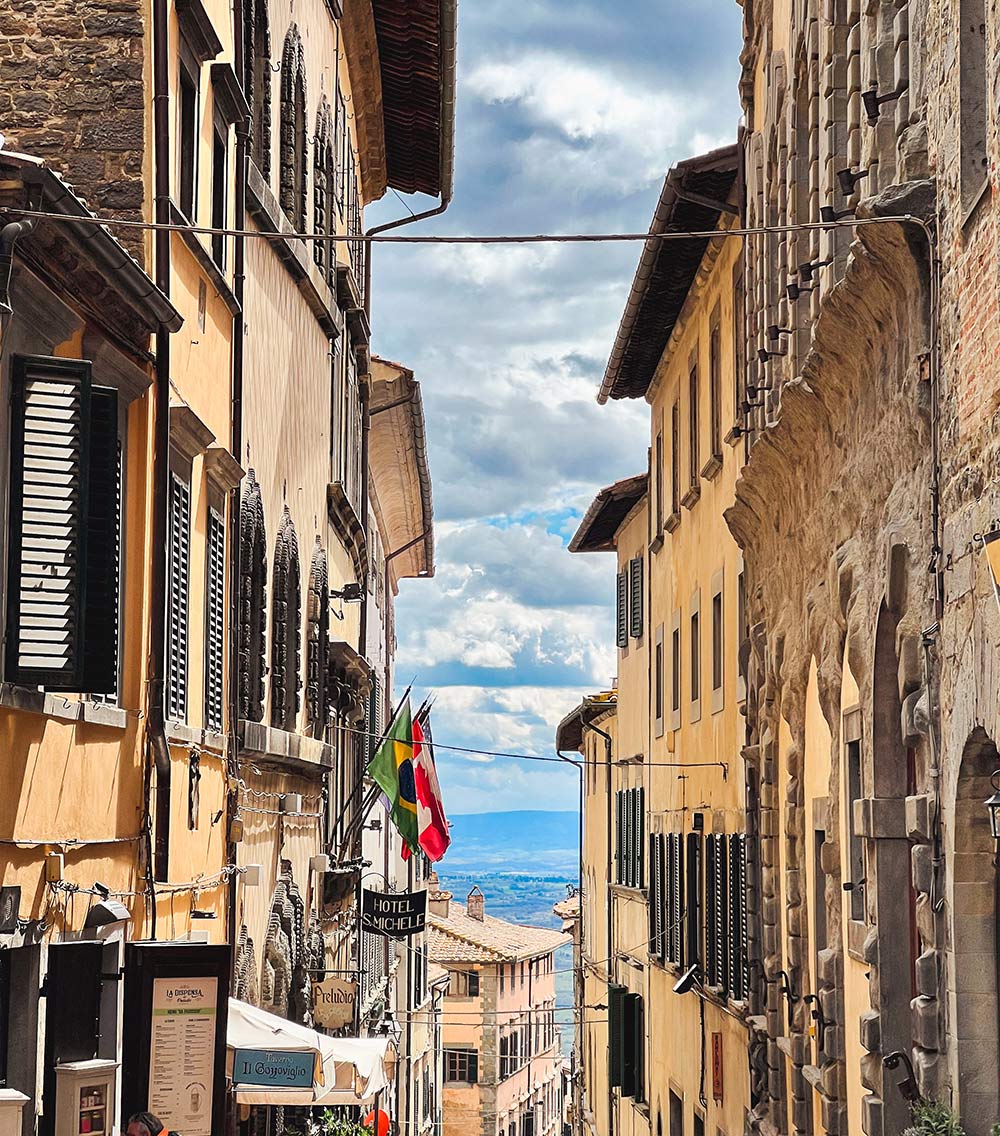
[{"x1": 147, "y1": 977, "x2": 218, "y2": 1136}]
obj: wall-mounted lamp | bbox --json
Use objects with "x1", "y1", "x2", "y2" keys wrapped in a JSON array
[
  {"x1": 862, "y1": 86, "x2": 906, "y2": 125},
  {"x1": 883, "y1": 1050, "x2": 921, "y2": 1103},
  {"x1": 984, "y1": 770, "x2": 1000, "y2": 845},
  {"x1": 331, "y1": 582, "x2": 364, "y2": 603},
  {"x1": 797, "y1": 259, "x2": 831, "y2": 283},
  {"x1": 837, "y1": 167, "x2": 870, "y2": 196},
  {"x1": 672, "y1": 963, "x2": 702, "y2": 996},
  {"x1": 820, "y1": 205, "x2": 854, "y2": 225}
]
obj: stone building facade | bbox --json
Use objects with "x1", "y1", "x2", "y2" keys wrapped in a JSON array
[{"x1": 728, "y1": 0, "x2": 1000, "y2": 1133}]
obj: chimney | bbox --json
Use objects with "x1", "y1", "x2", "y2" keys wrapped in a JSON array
[
  {"x1": 467, "y1": 886, "x2": 485, "y2": 921},
  {"x1": 429, "y1": 888, "x2": 452, "y2": 919}
]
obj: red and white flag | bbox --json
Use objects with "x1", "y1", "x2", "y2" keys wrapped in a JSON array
[{"x1": 412, "y1": 714, "x2": 450, "y2": 862}]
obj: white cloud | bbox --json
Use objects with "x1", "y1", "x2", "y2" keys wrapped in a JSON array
[{"x1": 465, "y1": 51, "x2": 724, "y2": 195}]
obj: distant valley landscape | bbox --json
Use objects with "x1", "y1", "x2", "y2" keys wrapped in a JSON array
[{"x1": 438, "y1": 811, "x2": 579, "y2": 1057}]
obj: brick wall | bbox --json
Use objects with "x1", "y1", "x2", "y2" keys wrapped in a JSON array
[{"x1": 0, "y1": 0, "x2": 146, "y2": 261}]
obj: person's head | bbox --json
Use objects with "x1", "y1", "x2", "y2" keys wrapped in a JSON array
[{"x1": 127, "y1": 1111, "x2": 164, "y2": 1136}]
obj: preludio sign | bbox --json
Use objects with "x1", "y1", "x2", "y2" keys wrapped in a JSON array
[{"x1": 361, "y1": 889, "x2": 427, "y2": 939}]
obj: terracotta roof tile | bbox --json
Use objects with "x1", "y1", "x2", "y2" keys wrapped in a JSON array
[{"x1": 427, "y1": 901, "x2": 569, "y2": 964}]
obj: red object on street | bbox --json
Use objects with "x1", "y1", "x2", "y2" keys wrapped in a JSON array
[{"x1": 364, "y1": 1109, "x2": 390, "y2": 1136}]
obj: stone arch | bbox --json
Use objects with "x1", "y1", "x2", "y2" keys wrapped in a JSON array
[
  {"x1": 243, "y1": 0, "x2": 271, "y2": 179},
  {"x1": 239, "y1": 469, "x2": 267, "y2": 722},
  {"x1": 271, "y1": 507, "x2": 302, "y2": 732},
  {"x1": 951, "y1": 727, "x2": 1000, "y2": 1132},
  {"x1": 312, "y1": 98, "x2": 336, "y2": 285},
  {"x1": 305, "y1": 537, "x2": 329, "y2": 739},
  {"x1": 279, "y1": 25, "x2": 307, "y2": 231}
]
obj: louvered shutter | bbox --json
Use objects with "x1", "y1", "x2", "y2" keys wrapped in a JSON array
[
  {"x1": 656, "y1": 834, "x2": 666, "y2": 960},
  {"x1": 636, "y1": 787, "x2": 645, "y2": 888},
  {"x1": 728, "y1": 833, "x2": 749, "y2": 1000},
  {"x1": 686, "y1": 832, "x2": 702, "y2": 967},
  {"x1": 607, "y1": 983, "x2": 626, "y2": 1088},
  {"x1": 666, "y1": 833, "x2": 684, "y2": 966},
  {"x1": 616, "y1": 571, "x2": 628, "y2": 649},
  {"x1": 166, "y1": 473, "x2": 190, "y2": 721},
  {"x1": 648, "y1": 833, "x2": 661, "y2": 958},
  {"x1": 705, "y1": 837, "x2": 718, "y2": 986},
  {"x1": 83, "y1": 387, "x2": 120, "y2": 694},
  {"x1": 715, "y1": 834, "x2": 729, "y2": 996},
  {"x1": 629, "y1": 556, "x2": 643, "y2": 638},
  {"x1": 615, "y1": 791, "x2": 624, "y2": 885},
  {"x1": 204, "y1": 508, "x2": 226, "y2": 731},
  {"x1": 6, "y1": 356, "x2": 91, "y2": 689},
  {"x1": 368, "y1": 672, "x2": 382, "y2": 761}
]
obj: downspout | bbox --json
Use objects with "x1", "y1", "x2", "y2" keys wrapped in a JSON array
[
  {"x1": 581, "y1": 717, "x2": 613, "y2": 1136},
  {"x1": 147, "y1": 0, "x2": 173, "y2": 922},
  {"x1": 556, "y1": 740, "x2": 583, "y2": 1136},
  {"x1": 358, "y1": 376, "x2": 371, "y2": 659},
  {"x1": 227, "y1": 0, "x2": 250, "y2": 979},
  {"x1": 0, "y1": 220, "x2": 34, "y2": 327}
]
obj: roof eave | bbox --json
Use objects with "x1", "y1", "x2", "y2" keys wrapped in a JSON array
[{"x1": 568, "y1": 473, "x2": 647, "y2": 553}]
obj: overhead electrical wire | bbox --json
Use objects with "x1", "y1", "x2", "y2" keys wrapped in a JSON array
[{"x1": 4, "y1": 206, "x2": 929, "y2": 246}]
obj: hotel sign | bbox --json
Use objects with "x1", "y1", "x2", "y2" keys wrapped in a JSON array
[
  {"x1": 312, "y1": 976, "x2": 358, "y2": 1029},
  {"x1": 361, "y1": 888, "x2": 427, "y2": 939}
]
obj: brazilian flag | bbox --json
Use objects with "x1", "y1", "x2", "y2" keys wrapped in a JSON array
[{"x1": 367, "y1": 697, "x2": 420, "y2": 855}]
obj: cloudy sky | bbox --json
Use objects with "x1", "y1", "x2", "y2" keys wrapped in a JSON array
[{"x1": 368, "y1": 0, "x2": 744, "y2": 815}]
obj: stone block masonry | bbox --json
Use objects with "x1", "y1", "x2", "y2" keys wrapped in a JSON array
[{"x1": 0, "y1": 0, "x2": 146, "y2": 262}]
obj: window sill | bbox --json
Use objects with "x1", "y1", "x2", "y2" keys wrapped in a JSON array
[
  {"x1": 700, "y1": 453, "x2": 723, "y2": 481},
  {"x1": 0, "y1": 685, "x2": 129, "y2": 730},
  {"x1": 166, "y1": 719, "x2": 227, "y2": 752},
  {"x1": 168, "y1": 201, "x2": 240, "y2": 316},
  {"x1": 681, "y1": 486, "x2": 701, "y2": 510}
]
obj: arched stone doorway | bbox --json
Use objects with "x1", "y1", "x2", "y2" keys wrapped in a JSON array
[{"x1": 951, "y1": 727, "x2": 1000, "y2": 1132}]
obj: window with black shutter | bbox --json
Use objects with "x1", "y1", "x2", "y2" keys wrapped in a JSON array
[
  {"x1": 607, "y1": 983, "x2": 626, "y2": 1088},
  {"x1": 666, "y1": 833, "x2": 685, "y2": 967},
  {"x1": 685, "y1": 832, "x2": 702, "y2": 968},
  {"x1": 705, "y1": 836, "x2": 719, "y2": 987},
  {"x1": 204, "y1": 508, "x2": 225, "y2": 732},
  {"x1": 705, "y1": 834, "x2": 728, "y2": 992},
  {"x1": 622, "y1": 992, "x2": 644, "y2": 1100},
  {"x1": 5, "y1": 357, "x2": 121, "y2": 694},
  {"x1": 616, "y1": 571, "x2": 628, "y2": 649},
  {"x1": 629, "y1": 556, "x2": 643, "y2": 638},
  {"x1": 728, "y1": 834, "x2": 749, "y2": 1000},
  {"x1": 166, "y1": 472, "x2": 191, "y2": 721}
]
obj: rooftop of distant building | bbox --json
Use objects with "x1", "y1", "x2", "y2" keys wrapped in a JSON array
[{"x1": 427, "y1": 888, "x2": 569, "y2": 964}]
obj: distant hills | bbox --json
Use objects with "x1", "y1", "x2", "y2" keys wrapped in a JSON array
[{"x1": 443, "y1": 810, "x2": 578, "y2": 874}]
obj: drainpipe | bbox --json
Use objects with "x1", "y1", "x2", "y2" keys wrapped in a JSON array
[
  {"x1": 358, "y1": 375, "x2": 371, "y2": 660},
  {"x1": 226, "y1": 0, "x2": 250, "y2": 984},
  {"x1": 581, "y1": 717, "x2": 613, "y2": 1136},
  {"x1": 556, "y1": 738, "x2": 584, "y2": 1136},
  {"x1": 147, "y1": 0, "x2": 173, "y2": 922}
]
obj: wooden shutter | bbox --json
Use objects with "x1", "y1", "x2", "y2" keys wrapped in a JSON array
[
  {"x1": 468, "y1": 1051, "x2": 478, "y2": 1084},
  {"x1": 607, "y1": 982, "x2": 627, "y2": 1088},
  {"x1": 204, "y1": 508, "x2": 225, "y2": 732},
  {"x1": 705, "y1": 837, "x2": 719, "y2": 986},
  {"x1": 649, "y1": 833, "x2": 662, "y2": 958},
  {"x1": 616, "y1": 570, "x2": 628, "y2": 649},
  {"x1": 622, "y1": 992, "x2": 643, "y2": 1099},
  {"x1": 629, "y1": 556, "x2": 643, "y2": 638},
  {"x1": 6, "y1": 356, "x2": 91, "y2": 690},
  {"x1": 615, "y1": 790, "x2": 625, "y2": 885},
  {"x1": 714, "y1": 834, "x2": 729, "y2": 996},
  {"x1": 83, "y1": 387, "x2": 120, "y2": 694},
  {"x1": 167, "y1": 472, "x2": 191, "y2": 721},
  {"x1": 636, "y1": 787, "x2": 645, "y2": 888},
  {"x1": 667, "y1": 833, "x2": 685, "y2": 966},
  {"x1": 685, "y1": 832, "x2": 702, "y2": 967},
  {"x1": 729, "y1": 834, "x2": 749, "y2": 1000}
]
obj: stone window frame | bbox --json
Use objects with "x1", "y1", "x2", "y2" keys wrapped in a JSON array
[
  {"x1": 710, "y1": 567, "x2": 724, "y2": 715},
  {"x1": 270, "y1": 506, "x2": 302, "y2": 732},
  {"x1": 279, "y1": 24, "x2": 308, "y2": 233},
  {"x1": 702, "y1": 305, "x2": 723, "y2": 479},
  {"x1": 239, "y1": 469, "x2": 268, "y2": 723},
  {"x1": 667, "y1": 400, "x2": 681, "y2": 532},
  {"x1": 243, "y1": 0, "x2": 272, "y2": 181},
  {"x1": 177, "y1": 44, "x2": 202, "y2": 222},
  {"x1": 654, "y1": 624, "x2": 665, "y2": 739},
  {"x1": 682, "y1": 347, "x2": 701, "y2": 510},
  {"x1": 670, "y1": 607, "x2": 682, "y2": 732},
  {"x1": 843, "y1": 705, "x2": 867, "y2": 957}
]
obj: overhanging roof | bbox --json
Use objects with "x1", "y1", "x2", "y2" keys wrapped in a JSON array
[
  {"x1": 555, "y1": 693, "x2": 617, "y2": 752},
  {"x1": 568, "y1": 474, "x2": 648, "y2": 553},
  {"x1": 598, "y1": 144, "x2": 739, "y2": 404},
  {"x1": 371, "y1": 0, "x2": 456, "y2": 201},
  {"x1": 369, "y1": 356, "x2": 434, "y2": 581}
]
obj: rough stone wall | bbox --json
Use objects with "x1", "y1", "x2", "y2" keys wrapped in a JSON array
[{"x1": 0, "y1": 0, "x2": 146, "y2": 262}]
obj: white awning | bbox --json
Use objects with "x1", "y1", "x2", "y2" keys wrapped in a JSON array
[{"x1": 227, "y1": 999, "x2": 395, "y2": 1106}]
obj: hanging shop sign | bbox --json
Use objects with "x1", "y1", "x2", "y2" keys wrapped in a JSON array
[
  {"x1": 0, "y1": 886, "x2": 20, "y2": 933},
  {"x1": 312, "y1": 977, "x2": 358, "y2": 1029},
  {"x1": 122, "y1": 943, "x2": 229, "y2": 1136},
  {"x1": 711, "y1": 1032, "x2": 724, "y2": 1103},
  {"x1": 232, "y1": 1049, "x2": 315, "y2": 1089},
  {"x1": 361, "y1": 889, "x2": 427, "y2": 939}
]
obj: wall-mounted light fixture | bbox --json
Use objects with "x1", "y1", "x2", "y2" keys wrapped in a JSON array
[
  {"x1": 984, "y1": 770, "x2": 1000, "y2": 846},
  {"x1": 672, "y1": 963, "x2": 702, "y2": 996},
  {"x1": 883, "y1": 1051, "x2": 921, "y2": 1103},
  {"x1": 331, "y1": 582, "x2": 364, "y2": 603},
  {"x1": 837, "y1": 168, "x2": 870, "y2": 196},
  {"x1": 862, "y1": 86, "x2": 906, "y2": 125}
]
